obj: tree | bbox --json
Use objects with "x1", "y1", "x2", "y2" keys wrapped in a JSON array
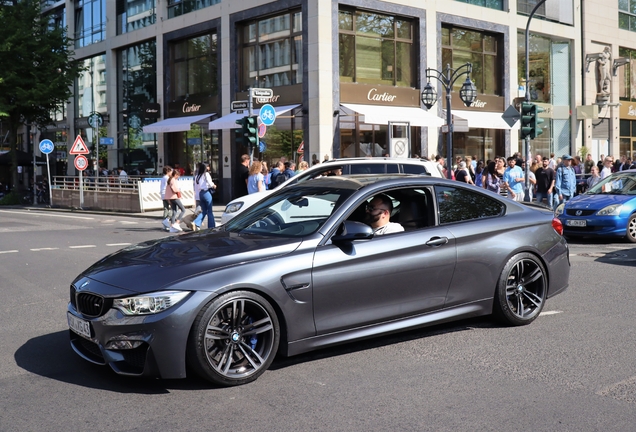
[{"x1": 0, "y1": 0, "x2": 83, "y2": 191}]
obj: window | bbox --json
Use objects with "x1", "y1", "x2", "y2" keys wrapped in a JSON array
[
  {"x1": 518, "y1": 0, "x2": 546, "y2": 16},
  {"x1": 435, "y1": 185, "x2": 505, "y2": 224},
  {"x1": 116, "y1": 0, "x2": 156, "y2": 35},
  {"x1": 619, "y1": 47, "x2": 636, "y2": 100},
  {"x1": 167, "y1": 0, "x2": 219, "y2": 19},
  {"x1": 75, "y1": 0, "x2": 106, "y2": 48},
  {"x1": 171, "y1": 34, "x2": 218, "y2": 100},
  {"x1": 240, "y1": 11, "x2": 303, "y2": 90},
  {"x1": 338, "y1": 9, "x2": 414, "y2": 87},
  {"x1": 46, "y1": 5, "x2": 66, "y2": 33},
  {"x1": 619, "y1": 0, "x2": 636, "y2": 31},
  {"x1": 442, "y1": 26, "x2": 501, "y2": 95},
  {"x1": 455, "y1": 0, "x2": 503, "y2": 11}
]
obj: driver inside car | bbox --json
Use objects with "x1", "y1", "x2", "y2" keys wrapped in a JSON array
[{"x1": 364, "y1": 194, "x2": 404, "y2": 236}]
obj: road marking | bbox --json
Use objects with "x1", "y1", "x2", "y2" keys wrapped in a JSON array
[
  {"x1": 0, "y1": 250, "x2": 19, "y2": 254},
  {"x1": 120, "y1": 221, "x2": 138, "y2": 225},
  {"x1": 106, "y1": 243, "x2": 131, "y2": 247},
  {"x1": 0, "y1": 210, "x2": 95, "y2": 220},
  {"x1": 30, "y1": 248, "x2": 59, "y2": 251},
  {"x1": 69, "y1": 245, "x2": 97, "y2": 249},
  {"x1": 540, "y1": 310, "x2": 563, "y2": 316}
]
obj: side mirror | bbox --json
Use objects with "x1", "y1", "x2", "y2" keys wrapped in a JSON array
[{"x1": 332, "y1": 220, "x2": 373, "y2": 242}]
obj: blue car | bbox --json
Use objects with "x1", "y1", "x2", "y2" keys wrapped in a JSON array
[{"x1": 556, "y1": 170, "x2": 636, "y2": 242}]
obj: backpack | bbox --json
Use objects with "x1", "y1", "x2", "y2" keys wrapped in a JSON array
[{"x1": 274, "y1": 171, "x2": 290, "y2": 188}]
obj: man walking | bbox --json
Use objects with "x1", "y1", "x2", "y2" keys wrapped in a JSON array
[
  {"x1": 503, "y1": 156, "x2": 525, "y2": 202},
  {"x1": 554, "y1": 154, "x2": 577, "y2": 210},
  {"x1": 234, "y1": 154, "x2": 250, "y2": 198},
  {"x1": 534, "y1": 157, "x2": 555, "y2": 207}
]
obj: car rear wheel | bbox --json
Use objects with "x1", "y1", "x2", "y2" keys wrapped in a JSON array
[
  {"x1": 187, "y1": 291, "x2": 280, "y2": 386},
  {"x1": 626, "y1": 214, "x2": 636, "y2": 243},
  {"x1": 493, "y1": 253, "x2": 546, "y2": 326}
]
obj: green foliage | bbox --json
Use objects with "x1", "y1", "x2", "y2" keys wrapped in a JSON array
[
  {"x1": 0, "y1": 0, "x2": 84, "y2": 187},
  {"x1": 262, "y1": 126, "x2": 304, "y2": 161},
  {"x1": 0, "y1": 191, "x2": 22, "y2": 206},
  {"x1": 578, "y1": 146, "x2": 589, "y2": 159}
]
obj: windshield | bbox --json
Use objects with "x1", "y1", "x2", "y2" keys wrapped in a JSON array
[
  {"x1": 587, "y1": 172, "x2": 636, "y2": 195},
  {"x1": 224, "y1": 186, "x2": 354, "y2": 237}
]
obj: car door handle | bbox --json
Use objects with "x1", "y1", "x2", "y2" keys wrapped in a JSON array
[{"x1": 425, "y1": 236, "x2": 448, "y2": 247}]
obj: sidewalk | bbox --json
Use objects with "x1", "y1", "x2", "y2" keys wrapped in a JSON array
[{"x1": 14, "y1": 203, "x2": 227, "y2": 222}]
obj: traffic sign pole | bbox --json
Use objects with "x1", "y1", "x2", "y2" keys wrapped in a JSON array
[
  {"x1": 39, "y1": 139, "x2": 55, "y2": 207},
  {"x1": 248, "y1": 88, "x2": 254, "y2": 164}
]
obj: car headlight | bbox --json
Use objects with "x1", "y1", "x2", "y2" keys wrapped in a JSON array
[
  {"x1": 225, "y1": 202, "x2": 243, "y2": 214},
  {"x1": 554, "y1": 203, "x2": 565, "y2": 217},
  {"x1": 597, "y1": 204, "x2": 623, "y2": 216},
  {"x1": 113, "y1": 291, "x2": 190, "y2": 316}
]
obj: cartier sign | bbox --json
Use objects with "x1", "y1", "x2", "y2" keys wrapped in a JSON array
[
  {"x1": 367, "y1": 88, "x2": 397, "y2": 102},
  {"x1": 183, "y1": 102, "x2": 202, "y2": 113},
  {"x1": 341, "y1": 83, "x2": 420, "y2": 107},
  {"x1": 167, "y1": 96, "x2": 217, "y2": 118},
  {"x1": 451, "y1": 93, "x2": 504, "y2": 112},
  {"x1": 236, "y1": 84, "x2": 301, "y2": 108},
  {"x1": 142, "y1": 103, "x2": 160, "y2": 119},
  {"x1": 620, "y1": 103, "x2": 636, "y2": 119}
]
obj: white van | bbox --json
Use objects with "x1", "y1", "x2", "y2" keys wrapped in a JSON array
[{"x1": 221, "y1": 157, "x2": 444, "y2": 224}]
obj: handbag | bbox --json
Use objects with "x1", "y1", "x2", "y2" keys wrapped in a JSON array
[{"x1": 177, "y1": 191, "x2": 182, "y2": 199}]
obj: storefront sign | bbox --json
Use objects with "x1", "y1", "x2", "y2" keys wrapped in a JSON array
[
  {"x1": 167, "y1": 95, "x2": 217, "y2": 118},
  {"x1": 236, "y1": 84, "x2": 302, "y2": 108},
  {"x1": 142, "y1": 103, "x2": 161, "y2": 119},
  {"x1": 340, "y1": 83, "x2": 420, "y2": 107},
  {"x1": 74, "y1": 114, "x2": 109, "y2": 129},
  {"x1": 620, "y1": 103, "x2": 636, "y2": 119},
  {"x1": 451, "y1": 93, "x2": 504, "y2": 112}
]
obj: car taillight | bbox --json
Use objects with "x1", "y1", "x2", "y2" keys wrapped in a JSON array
[{"x1": 552, "y1": 217, "x2": 563, "y2": 235}]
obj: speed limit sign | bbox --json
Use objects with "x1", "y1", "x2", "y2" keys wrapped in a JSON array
[{"x1": 74, "y1": 155, "x2": 88, "y2": 171}]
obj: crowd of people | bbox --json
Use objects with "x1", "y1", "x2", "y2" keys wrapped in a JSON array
[{"x1": 438, "y1": 152, "x2": 634, "y2": 209}]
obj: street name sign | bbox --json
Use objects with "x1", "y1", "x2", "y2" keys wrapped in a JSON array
[
  {"x1": 252, "y1": 88, "x2": 273, "y2": 98},
  {"x1": 231, "y1": 100, "x2": 249, "y2": 111}
]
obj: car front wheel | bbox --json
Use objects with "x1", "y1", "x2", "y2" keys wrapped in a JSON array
[
  {"x1": 493, "y1": 253, "x2": 547, "y2": 326},
  {"x1": 626, "y1": 214, "x2": 636, "y2": 243},
  {"x1": 187, "y1": 291, "x2": 280, "y2": 386}
]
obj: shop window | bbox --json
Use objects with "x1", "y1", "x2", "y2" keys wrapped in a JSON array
[
  {"x1": 239, "y1": 11, "x2": 303, "y2": 91},
  {"x1": 171, "y1": 34, "x2": 218, "y2": 100},
  {"x1": 455, "y1": 0, "x2": 503, "y2": 11},
  {"x1": 517, "y1": 32, "x2": 551, "y2": 104},
  {"x1": 338, "y1": 9, "x2": 414, "y2": 87},
  {"x1": 442, "y1": 26, "x2": 501, "y2": 96},
  {"x1": 619, "y1": 47, "x2": 636, "y2": 101},
  {"x1": 74, "y1": 0, "x2": 106, "y2": 48}
]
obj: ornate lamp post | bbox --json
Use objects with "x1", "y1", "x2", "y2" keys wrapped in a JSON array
[{"x1": 421, "y1": 63, "x2": 477, "y2": 179}]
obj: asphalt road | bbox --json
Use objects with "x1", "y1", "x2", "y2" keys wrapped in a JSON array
[{"x1": 0, "y1": 208, "x2": 635, "y2": 432}]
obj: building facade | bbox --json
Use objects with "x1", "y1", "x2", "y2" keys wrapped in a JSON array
[{"x1": 15, "y1": 0, "x2": 636, "y2": 202}]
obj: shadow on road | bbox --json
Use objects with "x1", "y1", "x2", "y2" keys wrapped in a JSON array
[
  {"x1": 16, "y1": 317, "x2": 496, "y2": 393},
  {"x1": 594, "y1": 248, "x2": 636, "y2": 267}
]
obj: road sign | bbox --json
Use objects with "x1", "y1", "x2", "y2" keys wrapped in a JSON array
[
  {"x1": 297, "y1": 141, "x2": 304, "y2": 153},
  {"x1": 69, "y1": 135, "x2": 89, "y2": 155},
  {"x1": 259, "y1": 104, "x2": 276, "y2": 126},
  {"x1": 99, "y1": 137, "x2": 114, "y2": 145},
  {"x1": 39, "y1": 139, "x2": 54, "y2": 155},
  {"x1": 231, "y1": 100, "x2": 249, "y2": 111},
  {"x1": 259, "y1": 141, "x2": 267, "y2": 153},
  {"x1": 88, "y1": 112, "x2": 103, "y2": 128},
  {"x1": 187, "y1": 138, "x2": 202, "y2": 145},
  {"x1": 252, "y1": 88, "x2": 273, "y2": 98},
  {"x1": 258, "y1": 123, "x2": 267, "y2": 138},
  {"x1": 502, "y1": 104, "x2": 521, "y2": 128},
  {"x1": 74, "y1": 155, "x2": 88, "y2": 171}
]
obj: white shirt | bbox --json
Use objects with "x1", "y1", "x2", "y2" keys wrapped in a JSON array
[
  {"x1": 373, "y1": 222, "x2": 404, "y2": 236},
  {"x1": 600, "y1": 166, "x2": 612, "y2": 179},
  {"x1": 160, "y1": 174, "x2": 170, "y2": 199},
  {"x1": 195, "y1": 172, "x2": 215, "y2": 194}
]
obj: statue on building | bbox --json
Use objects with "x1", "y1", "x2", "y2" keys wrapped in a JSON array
[{"x1": 596, "y1": 47, "x2": 611, "y2": 103}]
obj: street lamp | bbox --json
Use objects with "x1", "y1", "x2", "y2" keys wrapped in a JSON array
[{"x1": 421, "y1": 63, "x2": 477, "y2": 179}]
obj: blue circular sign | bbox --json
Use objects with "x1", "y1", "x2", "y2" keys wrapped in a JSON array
[
  {"x1": 39, "y1": 139, "x2": 54, "y2": 155},
  {"x1": 259, "y1": 141, "x2": 267, "y2": 153},
  {"x1": 259, "y1": 104, "x2": 276, "y2": 126}
]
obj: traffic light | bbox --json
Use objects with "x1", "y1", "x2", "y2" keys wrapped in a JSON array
[
  {"x1": 531, "y1": 104, "x2": 545, "y2": 139},
  {"x1": 520, "y1": 102, "x2": 534, "y2": 139},
  {"x1": 235, "y1": 117, "x2": 246, "y2": 146},
  {"x1": 244, "y1": 116, "x2": 258, "y2": 147}
]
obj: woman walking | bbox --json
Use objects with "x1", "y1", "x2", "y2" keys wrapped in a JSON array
[
  {"x1": 193, "y1": 163, "x2": 217, "y2": 230},
  {"x1": 247, "y1": 160, "x2": 265, "y2": 194},
  {"x1": 166, "y1": 170, "x2": 185, "y2": 233}
]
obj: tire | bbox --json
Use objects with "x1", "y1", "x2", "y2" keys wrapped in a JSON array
[
  {"x1": 493, "y1": 252, "x2": 547, "y2": 326},
  {"x1": 187, "y1": 290, "x2": 280, "y2": 386},
  {"x1": 626, "y1": 214, "x2": 636, "y2": 243}
]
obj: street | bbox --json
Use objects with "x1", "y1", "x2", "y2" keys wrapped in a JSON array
[{"x1": 0, "y1": 208, "x2": 635, "y2": 431}]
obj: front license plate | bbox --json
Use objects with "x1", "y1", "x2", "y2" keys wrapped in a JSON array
[
  {"x1": 67, "y1": 312, "x2": 92, "y2": 339},
  {"x1": 566, "y1": 220, "x2": 586, "y2": 227}
]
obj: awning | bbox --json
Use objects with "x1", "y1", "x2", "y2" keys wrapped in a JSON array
[
  {"x1": 340, "y1": 103, "x2": 444, "y2": 128},
  {"x1": 142, "y1": 113, "x2": 215, "y2": 133},
  {"x1": 445, "y1": 110, "x2": 520, "y2": 130},
  {"x1": 208, "y1": 104, "x2": 300, "y2": 130}
]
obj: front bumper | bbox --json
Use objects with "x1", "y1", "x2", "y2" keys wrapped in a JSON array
[
  {"x1": 558, "y1": 215, "x2": 627, "y2": 238},
  {"x1": 67, "y1": 288, "x2": 214, "y2": 379}
]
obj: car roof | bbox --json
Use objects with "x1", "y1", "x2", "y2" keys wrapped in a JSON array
[
  {"x1": 321, "y1": 157, "x2": 433, "y2": 166},
  {"x1": 286, "y1": 173, "x2": 440, "y2": 191}
]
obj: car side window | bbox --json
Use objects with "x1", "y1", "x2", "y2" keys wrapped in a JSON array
[
  {"x1": 434, "y1": 185, "x2": 505, "y2": 224},
  {"x1": 350, "y1": 164, "x2": 385, "y2": 174},
  {"x1": 401, "y1": 164, "x2": 428, "y2": 175}
]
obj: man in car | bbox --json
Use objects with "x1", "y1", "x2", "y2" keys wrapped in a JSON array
[{"x1": 364, "y1": 194, "x2": 404, "y2": 235}]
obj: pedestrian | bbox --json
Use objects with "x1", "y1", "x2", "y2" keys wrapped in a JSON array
[
  {"x1": 475, "y1": 160, "x2": 485, "y2": 187},
  {"x1": 193, "y1": 162, "x2": 216, "y2": 231},
  {"x1": 583, "y1": 153, "x2": 595, "y2": 175},
  {"x1": 554, "y1": 154, "x2": 577, "y2": 210},
  {"x1": 166, "y1": 170, "x2": 185, "y2": 233},
  {"x1": 270, "y1": 160, "x2": 285, "y2": 189},
  {"x1": 235, "y1": 154, "x2": 250, "y2": 198},
  {"x1": 118, "y1": 167, "x2": 128, "y2": 183},
  {"x1": 483, "y1": 159, "x2": 503, "y2": 194},
  {"x1": 298, "y1": 160, "x2": 309, "y2": 172},
  {"x1": 600, "y1": 156, "x2": 613, "y2": 179},
  {"x1": 587, "y1": 165, "x2": 602, "y2": 189},
  {"x1": 247, "y1": 160, "x2": 265, "y2": 194},
  {"x1": 284, "y1": 161, "x2": 296, "y2": 178},
  {"x1": 503, "y1": 156, "x2": 525, "y2": 202},
  {"x1": 548, "y1": 153, "x2": 557, "y2": 170},
  {"x1": 455, "y1": 161, "x2": 474, "y2": 185},
  {"x1": 261, "y1": 161, "x2": 271, "y2": 190},
  {"x1": 160, "y1": 166, "x2": 173, "y2": 231},
  {"x1": 534, "y1": 157, "x2": 555, "y2": 207}
]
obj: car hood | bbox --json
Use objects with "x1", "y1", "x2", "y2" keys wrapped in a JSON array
[
  {"x1": 77, "y1": 230, "x2": 302, "y2": 293},
  {"x1": 566, "y1": 193, "x2": 635, "y2": 210}
]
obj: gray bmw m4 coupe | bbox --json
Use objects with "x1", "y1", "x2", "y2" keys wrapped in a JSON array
[{"x1": 67, "y1": 175, "x2": 570, "y2": 386}]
